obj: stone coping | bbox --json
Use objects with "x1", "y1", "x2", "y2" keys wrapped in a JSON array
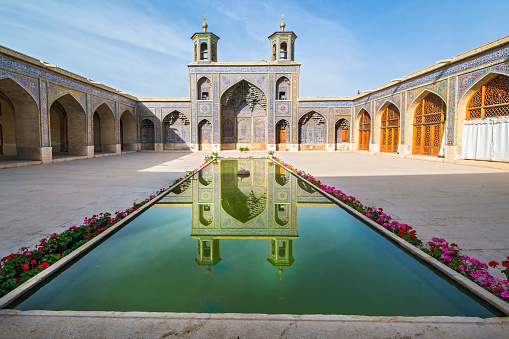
[
  {"x1": 0, "y1": 310, "x2": 508, "y2": 338},
  {"x1": 0, "y1": 157, "x2": 216, "y2": 310},
  {"x1": 271, "y1": 157, "x2": 509, "y2": 316}
]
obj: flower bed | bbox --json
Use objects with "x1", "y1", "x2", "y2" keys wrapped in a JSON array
[
  {"x1": 0, "y1": 155, "x2": 215, "y2": 299},
  {"x1": 272, "y1": 155, "x2": 509, "y2": 303}
]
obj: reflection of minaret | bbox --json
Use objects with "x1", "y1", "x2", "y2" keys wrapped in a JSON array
[
  {"x1": 267, "y1": 238, "x2": 294, "y2": 280},
  {"x1": 195, "y1": 238, "x2": 222, "y2": 279}
]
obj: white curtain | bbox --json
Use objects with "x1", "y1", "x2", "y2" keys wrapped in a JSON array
[
  {"x1": 462, "y1": 116, "x2": 509, "y2": 162},
  {"x1": 438, "y1": 123, "x2": 447, "y2": 157}
]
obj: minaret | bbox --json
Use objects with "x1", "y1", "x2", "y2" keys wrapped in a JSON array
[
  {"x1": 268, "y1": 15, "x2": 297, "y2": 63},
  {"x1": 267, "y1": 238, "x2": 295, "y2": 280},
  {"x1": 191, "y1": 15, "x2": 220, "y2": 63}
]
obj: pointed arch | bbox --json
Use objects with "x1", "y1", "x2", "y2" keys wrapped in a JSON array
[
  {"x1": 198, "y1": 119, "x2": 212, "y2": 151},
  {"x1": 93, "y1": 102, "x2": 116, "y2": 153},
  {"x1": 298, "y1": 111, "x2": 326, "y2": 150},
  {"x1": 412, "y1": 92, "x2": 446, "y2": 156},
  {"x1": 120, "y1": 109, "x2": 136, "y2": 151},
  {"x1": 335, "y1": 118, "x2": 350, "y2": 149},
  {"x1": 276, "y1": 119, "x2": 290, "y2": 151},
  {"x1": 357, "y1": 110, "x2": 371, "y2": 151},
  {"x1": 140, "y1": 118, "x2": 155, "y2": 150},
  {"x1": 276, "y1": 76, "x2": 290, "y2": 100},
  {"x1": 163, "y1": 110, "x2": 190, "y2": 150},
  {"x1": 220, "y1": 80, "x2": 267, "y2": 149},
  {"x1": 0, "y1": 77, "x2": 41, "y2": 160},
  {"x1": 197, "y1": 77, "x2": 212, "y2": 100},
  {"x1": 378, "y1": 103, "x2": 400, "y2": 153}
]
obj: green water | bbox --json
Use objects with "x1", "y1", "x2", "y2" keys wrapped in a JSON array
[{"x1": 11, "y1": 160, "x2": 497, "y2": 316}]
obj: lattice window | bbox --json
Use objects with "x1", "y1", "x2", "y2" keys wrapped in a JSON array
[
  {"x1": 467, "y1": 75, "x2": 509, "y2": 119},
  {"x1": 358, "y1": 112, "x2": 371, "y2": 151},
  {"x1": 413, "y1": 93, "x2": 445, "y2": 156},
  {"x1": 380, "y1": 104, "x2": 399, "y2": 153}
]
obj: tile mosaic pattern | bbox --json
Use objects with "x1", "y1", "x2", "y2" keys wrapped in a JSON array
[
  {"x1": 291, "y1": 73, "x2": 298, "y2": 143},
  {"x1": 355, "y1": 103, "x2": 371, "y2": 117},
  {"x1": 448, "y1": 77, "x2": 456, "y2": 146},
  {"x1": 219, "y1": 74, "x2": 268, "y2": 97},
  {"x1": 213, "y1": 73, "x2": 219, "y2": 143},
  {"x1": 374, "y1": 93, "x2": 402, "y2": 117},
  {"x1": 87, "y1": 94, "x2": 93, "y2": 145},
  {"x1": 457, "y1": 61, "x2": 509, "y2": 99},
  {"x1": 0, "y1": 67, "x2": 40, "y2": 107},
  {"x1": 0, "y1": 56, "x2": 134, "y2": 106},
  {"x1": 335, "y1": 107, "x2": 351, "y2": 114},
  {"x1": 297, "y1": 107, "x2": 328, "y2": 119},
  {"x1": 91, "y1": 95, "x2": 116, "y2": 115},
  {"x1": 328, "y1": 107, "x2": 334, "y2": 143},
  {"x1": 118, "y1": 103, "x2": 136, "y2": 119},
  {"x1": 406, "y1": 80, "x2": 447, "y2": 108},
  {"x1": 299, "y1": 101, "x2": 353, "y2": 107},
  {"x1": 48, "y1": 83, "x2": 86, "y2": 110},
  {"x1": 197, "y1": 102, "x2": 212, "y2": 116},
  {"x1": 269, "y1": 73, "x2": 275, "y2": 143},
  {"x1": 189, "y1": 66, "x2": 299, "y2": 73},
  {"x1": 40, "y1": 80, "x2": 49, "y2": 147},
  {"x1": 190, "y1": 73, "x2": 197, "y2": 144},
  {"x1": 275, "y1": 101, "x2": 291, "y2": 116},
  {"x1": 162, "y1": 107, "x2": 191, "y2": 120}
]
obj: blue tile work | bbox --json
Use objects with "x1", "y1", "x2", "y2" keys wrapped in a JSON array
[
  {"x1": 213, "y1": 73, "x2": 219, "y2": 143},
  {"x1": 137, "y1": 106, "x2": 155, "y2": 116},
  {"x1": 191, "y1": 73, "x2": 197, "y2": 144},
  {"x1": 219, "y1": 74, "x2": 268, "y2": 97},
  {"x1": 275, "y1": 118, "x2": 291, "y2": 143},
  {"x1": 275, "y1": 101, "x2": 291, "y2": 116},
  {"x1": 299, "y1": 101, "x2": 353, "y2": 107},
  {"x1": 458, "y1": 61, "x2": 509, "y2": 99},
  {"x1": 115, "y1": 102, "x2": 120, "y2": 143},
  {"x1": 254, "y1": 117, "x2": 265, "y2": 143},
  {"x1": 355, "y1": 103, "x2": 371, "y2": 117},
  {"x1": 292, "y1": 73, "x2": 298, "y2": 143},
  {"x1": 353, "y1": 46, "x2": 509, "y2": 105},
  {"x1": 198, "y1": 119, "x2": 212, "y2": 144},
  {"x1": 297, "y1": 107, "x2": 328, "y2": 119},
  {"x1": 135, "y1": 101, "x2": 190, "y2": 108},
  {"x1": 328, "y1": 107, "x2": 334, "y2": 143},
  {"x1": 87, "y1": 94, "x2": 93, "y2": 145},
  {"x1": 448, "y1": 77, "x2": 456, "y2": 146},
  {"x1": 140, "y1": 118, "x2": 155, "y2": 143},
  {"x1": 335, "y1": 107, "x2": 351, "y2": 115},
  {"x1": 0, "y1": 56, "x2": 135, "y2": 106},
  {"x1": 162, "y1": 107, "x2": 191, "y2": 120},
  {"x1": 238, "y1": 118, "x2": 250, "y2": 142},
  {"x1": 374, "y1": 93, "x2": 402, "y2": 117},
  {"x1": 401, "y1": 94, "x2": 406, "y2": 143},
  {"x1": 406, "y1": 80, "x2": 447, "y2": 108},
  {"x1": 214, "y1": 164, "x2": 220, "y2": 227},
  {"x1": 196, "y1": 74, "x2": 212, "y2": 83},
  {"x1": 155, "y1": 107, "x2": 161, "y2": 143},
  {"x1": 48, "y1": 83, "x2": 87, "y2": 110},
  {"x1": 40, "y1": 80, "x2": 49, "y2": 146},
  {"x1": 189, "y1": 66, "x2": 299, "y2": 73},
  {"x1": 269, "y1": 73, "x2": 275, "y2": 143},
  {"x1": 118, "y1": 103, "x2": 136, "y2": 119},
  {"x1": 0, "y1": 68, "x2": 40, "y2": 107},
  {"x1": 91, "y1": 95, "x2": 116, "y2": 115},
  {"x1": 197, "y1": 102, "x2": 212, "y2": 116}
]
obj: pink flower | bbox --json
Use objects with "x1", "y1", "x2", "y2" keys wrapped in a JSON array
[
  {"x1": 441, "y1": 254, "x2": 453, "y2": 262},
  {"x1": 501, "y1": 291, "x2": 509, "y2": 298}
]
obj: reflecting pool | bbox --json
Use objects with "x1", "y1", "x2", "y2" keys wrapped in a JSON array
[{"x1": 10, "y1": 159, "x2": 498, "y2": 316}]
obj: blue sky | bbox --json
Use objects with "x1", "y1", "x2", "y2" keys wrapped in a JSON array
[{"x1": 1, "y1": 0, "x2": 508, "y2": 98}]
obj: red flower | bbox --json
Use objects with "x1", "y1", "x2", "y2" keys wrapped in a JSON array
[
  {"x1": 430, "y1": 247, "x2": 435, "y2": 251},
  {"x1": 502, "y1": 260, "x2": 509, "y2": 268},
  {"x1": 409, "y1": 234, "x2": 417, "y2": 239},
  {"x1": 41, "y1": 262, "x2": 49, "y2": 268},
  {"x1": 22, "y1": 265, "x2": 30, "y2": 271},
  {"x1": 489, "y1": 261, "x2": 499, "y2": 267},
  {"x1": 30, "y1": 260, "x2": 37, "y2": 265}
]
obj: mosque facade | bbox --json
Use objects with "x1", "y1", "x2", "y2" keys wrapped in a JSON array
[{"x1": 1, "y1": 19, "x2": 509, "y2": 164}]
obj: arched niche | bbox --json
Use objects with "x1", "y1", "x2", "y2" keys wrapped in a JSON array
[
  {"x1": 357, "y1": 110, "x2": 371, "y2": 151},
  {"x1": 276, "y1": 119, "x2": 290, "y2": 151},
  {"x1": 378, "y1": 103, "x2": 400, "y2": 153},
  {"x1": 298, "y1": 111, "x2": 326, "y2": 150},
  {"x1": 220, "y1": 80, "x2": 267, "y2": 150},
  {"x1": 412, "y1": 92, "x2": 446, "y2": 156},
  {"x1": 120, "y1": 110, "x2": 137, "y2": 151},
  {"x1": 163, "y1": 111, "x2": 190, "y2": 150},
  {"x1": 0, "y1": 78, "x2": 42, "y2": 160},
  {"x1": 140, "y1": 118, "x2": 155, "y2": 150},
  {"x1": 276, "y1": 77, "x2": 290, "y2": 100},
  {"x1": 198, "y1": 119, "x2": 212, "y2": 151},
  {"x1": 335, "y1": 118, "x2": 350, "y2": 150},
  {"x1": 93, "y1": 103, "x2": 116, "y2": 154}
]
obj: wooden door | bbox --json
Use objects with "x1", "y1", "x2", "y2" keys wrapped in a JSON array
[
  {"x1": 380, "y1": 104, "x2": 400, "y2": 153},
  {"x1": 413, "y1": 93, "x2": 445, "y2": 156},
  {"x1": 278, "y1": 128, "x2": 286, "y2": 144},
  {"x1": 342, "y1": 129, "x2": 349, "y2": 143},
  {"x1": 358, "y1": 112, "x2": 371, "y2": 151}
]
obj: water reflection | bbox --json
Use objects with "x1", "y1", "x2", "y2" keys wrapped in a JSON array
[{"x1": 158, "y1": 159, "x2": 333, "y2": 279}]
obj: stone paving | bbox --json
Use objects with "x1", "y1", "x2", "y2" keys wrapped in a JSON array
[
  {"x1": 276, "y1": 151, "x2": 509, "y2": 270},
  {"x1": 0, "y1": 152, "x2": 206, "y2": 258}
]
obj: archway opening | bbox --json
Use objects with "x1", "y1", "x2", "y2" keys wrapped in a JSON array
[
  {"x1": 93, "y1": 103, "x2": 116, "y2": 154},
  {"x1": 358, "y1": 111, "x2": 371, "y2": 151},
  {"x1": 200, "y1": 42, "x2": 208, "y2": 60},
  {"x1": 197, "y1": 77, "x2": 211, "y2": 100},
  {"x1": 335, "y1": 118, "x2": 349, "y2": 150},
  {"x1": 276, "y1": 77, "x2": 290, "y2": 100},
  {"x1": 50, "y1": 100, "x2": 68, "y2": 154},
  {"x1": 163, "y1": 111, "x2": 190, "y2": 150},
  {"x1": 380, "y1": 104, "x2": 400, "y2": 153},
  {"x1": 140, "y1": 118, "x2": 155, "y2": 150},
  {"x1": 198, "y1": 119, "x2": 212, "y2": 151},
  {"x1": 276, "y1": 119, "x2": 289, "y2": 151},
  {"x1": 120, "y1": 110, "x2": 136, "y2": 151},
  {"x1": 0, "y1": 78, "x2": 41, "y2": 160},
  {"x1": 220, "y1": 80, "x2": 267, "y2": 150},
  {"x1": 280, "y1": 42, "x2": 288, "y2": 59},
  {"x1": 298, "y1": 111, "x2": 326, "y2": 150},
  {"x1": 413, "y1": 93, "x2": 446, "y2": 156}
]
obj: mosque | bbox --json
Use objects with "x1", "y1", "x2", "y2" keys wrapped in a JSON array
[{"x1": 0, "y1": 18, "x2": 508, "y2": 164}]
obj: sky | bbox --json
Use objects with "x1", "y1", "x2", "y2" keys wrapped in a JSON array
[{"x1": 1, "y1": 0, "x2": 509, "y2": 98}]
